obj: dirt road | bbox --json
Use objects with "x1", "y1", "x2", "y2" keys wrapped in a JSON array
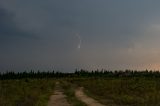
[
  {"x1": 75, "y1": 87, "x2": 106, "y2": 106},
  {"x1": 47, "y1": 82, "x2": 70, "y2": 106},
  {"x1": 48, "y1": 82, "x2": 106, "y2": 106}
]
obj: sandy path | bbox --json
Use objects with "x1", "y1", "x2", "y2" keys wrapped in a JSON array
[
  {"x1": 75, "y1": 87, "x2": 106, "y2": 106},
  {"x1": 47, "y1": 82, "x2": 70, "y2": 106}
]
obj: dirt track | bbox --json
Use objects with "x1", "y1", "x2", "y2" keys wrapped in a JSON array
[
  {"x1": 47, "y1": 82, "x2": 70, "y2": 106},
  {"x1": 75, "y1": 87, "x2": 106, "y2": 106},
  {"x1": 48, "y1": 82, "x2": 106, "y2": 106}
]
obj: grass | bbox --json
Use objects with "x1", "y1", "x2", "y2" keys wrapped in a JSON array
[
  {"x1": 60, "y1": 79, "x2": 87, "y2": 106},
  {"x1": 1, "y1": 77, "x2": 160, "y2": 106},
  {"x1": 71, "y1": 77, "x2": 160, "y2": 106},
  {"x1": 0, "y1": 79, "x2": 55, "y2": 106}
]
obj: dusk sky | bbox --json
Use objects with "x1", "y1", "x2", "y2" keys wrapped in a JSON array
[{"x1": 1, "y1": 0, "x2": 160, "y2": 72}]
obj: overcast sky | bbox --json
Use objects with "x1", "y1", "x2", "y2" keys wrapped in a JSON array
[{"x1": 1, "y1": 0, "x2": 160, "y2": 72}]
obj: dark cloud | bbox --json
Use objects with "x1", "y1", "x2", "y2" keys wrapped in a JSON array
[
  {"x1": 0, "y1": 7, "x2": 38, "y2": 43},
  {"x1": 1, "y1": 0, "x2": 160, "y2": 71}
]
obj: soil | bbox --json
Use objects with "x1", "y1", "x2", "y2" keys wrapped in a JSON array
[
  {"x1": 47, "y1": 82, "x2": 70, "y2": 106},
  {"x1": 75, "y1": 87, "x2": 106, "y2": 106}
]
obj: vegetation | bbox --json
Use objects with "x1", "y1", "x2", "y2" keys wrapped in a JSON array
[
  {"x1": 60, "y1": 79, "x2": 87, "y2": 106},
  {"x1": 1, "y1": 69, "x2": 160, "y2": 80},
  {"x1": 0, "y1": 79, "x2": 55, "y2": 106},
  {"x1": 68, "y1": 77, "x2": 160, "y2": 106},
  {"x1": 1, "y1": 69, "x2": 160, "y2": 106}
]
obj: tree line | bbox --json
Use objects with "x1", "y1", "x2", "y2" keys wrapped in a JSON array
[{"x1": 1, "y1": 69, "x2": 160, "y2": 80}]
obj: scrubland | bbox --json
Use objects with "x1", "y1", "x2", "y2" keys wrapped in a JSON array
[{"x1": 1, "y1": 70, "x2": 160, "y2": 106}]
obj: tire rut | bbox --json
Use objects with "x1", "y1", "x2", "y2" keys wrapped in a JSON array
[
  {"x1": 47, "y1": 82, "x2": 70, "y2": 106},
  {"x1": 75, "y1": 87, "x2": 106, "y2": 106}
]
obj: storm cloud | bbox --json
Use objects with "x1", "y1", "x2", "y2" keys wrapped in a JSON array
[{"x1": 1, "y1": 0, "x2": 160, "y2": 72}]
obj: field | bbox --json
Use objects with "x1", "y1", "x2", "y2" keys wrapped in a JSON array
[
  {"x1": 1, "y1": 71, "x2": 160, "y2": 106},
  {"x1": 69, "y1": 77, "x2": 160, "y2": 106},
  {"x1": 0, "y1": 79, "x2": 55, "y2": 106}
]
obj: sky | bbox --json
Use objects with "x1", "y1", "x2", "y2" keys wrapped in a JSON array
[{"x1": 1, "y1": 0, "x2": 160, "y2": 72}]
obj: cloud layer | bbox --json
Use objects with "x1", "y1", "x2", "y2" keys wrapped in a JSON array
[{"x1": 1, "y1": 0, "x2": 160, "y2": 72}]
